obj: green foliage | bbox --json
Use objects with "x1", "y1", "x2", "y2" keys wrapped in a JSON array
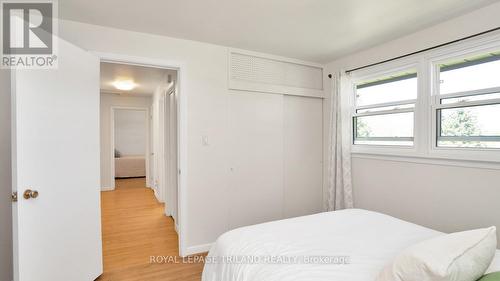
[
  {"x1": 356, "y1": 118, "x2": 371, "y2": 138},
  {"x1": 442, "y1": 109, "x2": 480, "y2": 136},
  {"x1": 441, "y1": 108, "x2": 482, "y2": 147}
]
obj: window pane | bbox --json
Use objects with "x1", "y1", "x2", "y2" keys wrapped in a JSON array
[
  {"x1": 441, "y1": 92, "x2": 500, "y2": 104},
  {"x1": 356, "y1": 72, "x2": 417, "y2": 106},
  {"x1": 439, "y1": 55, "x2": 500, "y2": 95},
  {"x1": 438, "y1": 103, "x2": 500, "y2": 148},
  {"x1": 355, "y1": 112, "x2": 414, "y2": 146}
]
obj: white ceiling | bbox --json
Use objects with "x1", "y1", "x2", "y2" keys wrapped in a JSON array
[
  {"x1": 61, "y1": 0, "x2": 499, "y2": 63},
  {"x1": 100, "y1": 62, "x2": 176, "y2": 96}
]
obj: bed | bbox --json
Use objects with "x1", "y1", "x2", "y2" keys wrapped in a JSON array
[
  {"x1": 202, "y1": 209, "x2": 500, "y2": 281},
  {"x1": 114, "y1": 155, "x2": 146, "y2": 178}
]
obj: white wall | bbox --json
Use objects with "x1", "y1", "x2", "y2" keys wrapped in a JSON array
[
  {"x1": 114, "y1": 109, "x2": 147, "y2": 156},
  {"x1": 352, "y1": 157, "x2": 500, "y2": 236},
  {"x1": 100, "y1": 93, "x2": 152, "y2": 189},
  {"x1": 0, "y1": 70, "x2": 13, "y2": 281},
  {"x1": 59, "y1": 20, "x2": 326, "y2": 255},
  {"x1": 325, "y1": 2, "x2": 500, "y2": 243}
]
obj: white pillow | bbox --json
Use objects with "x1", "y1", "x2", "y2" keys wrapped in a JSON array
[{"x1": 377, "y1": 227, "x2": 497, "y2": 281}]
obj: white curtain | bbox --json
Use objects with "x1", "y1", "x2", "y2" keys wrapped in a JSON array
[{"x1": 326, "y1": 72, "x2": 354, "y2": 211}]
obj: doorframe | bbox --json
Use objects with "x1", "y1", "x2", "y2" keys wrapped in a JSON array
[
  {"x1": 109, "y1": 106, "x2": 151, "y2": 191},
  {"x1": 95, "y1": 52, "x2": 188, "y2": 257}
]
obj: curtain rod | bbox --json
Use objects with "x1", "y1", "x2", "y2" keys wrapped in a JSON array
[{"x1": 344, "y1": 26, "x2": 500, "y2": 74}]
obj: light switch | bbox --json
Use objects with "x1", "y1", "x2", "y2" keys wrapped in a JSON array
[{"x1": 202, "y1": 135, "x2": 209, "y2": 146}]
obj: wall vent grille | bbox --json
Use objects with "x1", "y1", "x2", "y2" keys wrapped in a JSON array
[{"x1": 229, "y1": 52, "x2": 323, "y2": 94}]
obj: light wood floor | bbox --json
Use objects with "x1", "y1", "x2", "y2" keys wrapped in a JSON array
[{"x1": 97, "y1": 178, "x2": 205, "y2": 281}]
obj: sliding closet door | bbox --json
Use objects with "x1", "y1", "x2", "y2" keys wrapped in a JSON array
[
  {"x1": 283, "y1": 95, "x2": 323, "y2": 218},
  {"x1": 228, "y1": 91, "x2": 284, "y2": 230}
]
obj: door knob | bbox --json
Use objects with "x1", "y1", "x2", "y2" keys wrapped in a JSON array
[{"x1": 23, "y1": 189, "x2": 39, "y2": 200}]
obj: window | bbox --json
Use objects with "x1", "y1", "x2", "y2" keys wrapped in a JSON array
[
  {"x1": 349, "y1": 37, "x2": 500, "y2": 164},
  {"x1": 353, "y1": 70, "x2": 417, "y2": 146},
  {"x1": 434, "y1": 52, "x2": 500, "y2": 149}
]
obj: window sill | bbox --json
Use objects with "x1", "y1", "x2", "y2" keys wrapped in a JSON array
[{"x1": 351, "y1": 151, "x2": 500, "y2": 170}]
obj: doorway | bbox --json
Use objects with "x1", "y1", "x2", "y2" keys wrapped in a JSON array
[
  {"x1": 111, "y1": 107, "x2": 149, "y2": 185},
  {"x1": 98, "y1": 60, "x2": 181, "y2": 278}
]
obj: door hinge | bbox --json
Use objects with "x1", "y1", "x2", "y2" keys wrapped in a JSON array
[{"x1": 11, "y1": 191, "x2": 18, "y2": 202}]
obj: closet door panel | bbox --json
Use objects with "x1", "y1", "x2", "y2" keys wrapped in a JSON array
[
  {"x1": 284, "y1": 95, "x2": 323, "y2": 218},
  {"x1": 228, "y1": 91, "x2": 284, "y2": 230}
]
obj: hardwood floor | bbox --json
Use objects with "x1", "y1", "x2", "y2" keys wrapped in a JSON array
[{"x1": 97, "y1": 178, "x2": 205, "y2": 281}]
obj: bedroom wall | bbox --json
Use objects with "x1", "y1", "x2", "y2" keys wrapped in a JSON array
[
  {"x1": 100, "y1": 93, "x2": 152, "y2": 189},
  {"x1": 114, "y1": 109, "x2": 147, "y2": 156},
  {"x1": 60, "y1": 19, "x2": 326, "y2": 255},
  {"x1": 0, "y1": 70, "x2": 13, "y2": 281},
  {"x1": 325, "y1": 1, "x2": 500, "y2": 244}
]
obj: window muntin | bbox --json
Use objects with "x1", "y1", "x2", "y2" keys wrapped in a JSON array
[
  {"x1": 356, "y1": 103, "x2": 414, "y2": 114},
  {"x1": 441, "y1": 92, "x2": 500, "y2": 104},
  {"x1": 435, "y1": 51, "x2": 500, "y2": 150},
  {"x1": 353, "y1": 70, "x2": 417, "y2": 146}
]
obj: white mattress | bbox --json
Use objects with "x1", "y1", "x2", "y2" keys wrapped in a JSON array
[{"x1": 202, "y1": 209, "x2": 500, "y2": 281}]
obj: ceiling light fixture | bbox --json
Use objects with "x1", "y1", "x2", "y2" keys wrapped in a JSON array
[{"x1": 112, "y1": 79, "x2": 137, "y2": 91}]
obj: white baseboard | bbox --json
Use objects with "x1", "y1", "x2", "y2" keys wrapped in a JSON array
[
  {"x1": 101, "y1": 186, "x2": 115, "y2": 191},
  {"x1": 184, "y1": 243, "x2": 213, "y2": 256}
]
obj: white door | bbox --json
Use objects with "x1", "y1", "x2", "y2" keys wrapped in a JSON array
[
  {"x1": 227, "y1": 91, "x2": 284, "y2": 229},
  {"x1": 283, "y1": 95, "x2": 323, "y2": 218},
  {"x1": 11, "y1": 38, "x2": 102, "y2": 281}
]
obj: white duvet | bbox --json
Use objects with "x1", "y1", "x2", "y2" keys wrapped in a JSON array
[{"x1": 202, "y1": 209, "x2": 500, "y2": 281}]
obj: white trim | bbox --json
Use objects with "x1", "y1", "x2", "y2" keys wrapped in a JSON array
[
  {"x1": 185, "y1": 243, "x2": 213, "y2": 256},
  {"x1": 228, "y1": 47, "x2": 324, "y2": 69},
  {"x1": 425, "y1": 33, "x2": 500, "y2": 64},
  {"x1": 356, "y1": 99, "x2": 416, "y2": 110},
  {"x1": 94, "y1": 52, "x2": 189, "y2": 257},
  {"x1": 433, "y1": 98, "x2": 500, "y2": 110},
  {"x1": 351, "y1": 144, "x2": 418, "y2": 156},
  {"x1": 153, "y1": 188, "x2": 159, "y2": 202},
  {"x1": 352, "y1": 152, "x2": 500, "y2": 171},
  {"x1": 229, "y1": 80, "x2": 325, "y2": 98},
  {"x1": 349, "y1": 59, "x2": 419, "y2": 82},
  {"x1": 438, "y1": 86, "x2": 500, "y2": 100},
  {"x1": 101, "y1": 186, "x2": 115, "y2": 192},
  {"x1": 354, "y1": 107, "x2": 414, "y2": 117}
]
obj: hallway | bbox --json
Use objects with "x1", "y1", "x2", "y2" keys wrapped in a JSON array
[{"x1": 97, "y1": 178, "x2": 204, "y2": 281}]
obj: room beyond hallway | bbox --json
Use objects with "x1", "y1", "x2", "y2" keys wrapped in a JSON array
[{"x1": 98, "y1": 178, "x2": 204, "y2": 281}]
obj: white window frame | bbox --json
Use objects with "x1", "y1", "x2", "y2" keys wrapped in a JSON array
[
  {"x1": 348, "y1": 33, "x2": 500, "y2": 167},
  {"x1": 428, "y1": 42, "x2": 500, "y2": 163},
  {"x1": 350, "y1": 58, "x2": 422, "y2": 156}
]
